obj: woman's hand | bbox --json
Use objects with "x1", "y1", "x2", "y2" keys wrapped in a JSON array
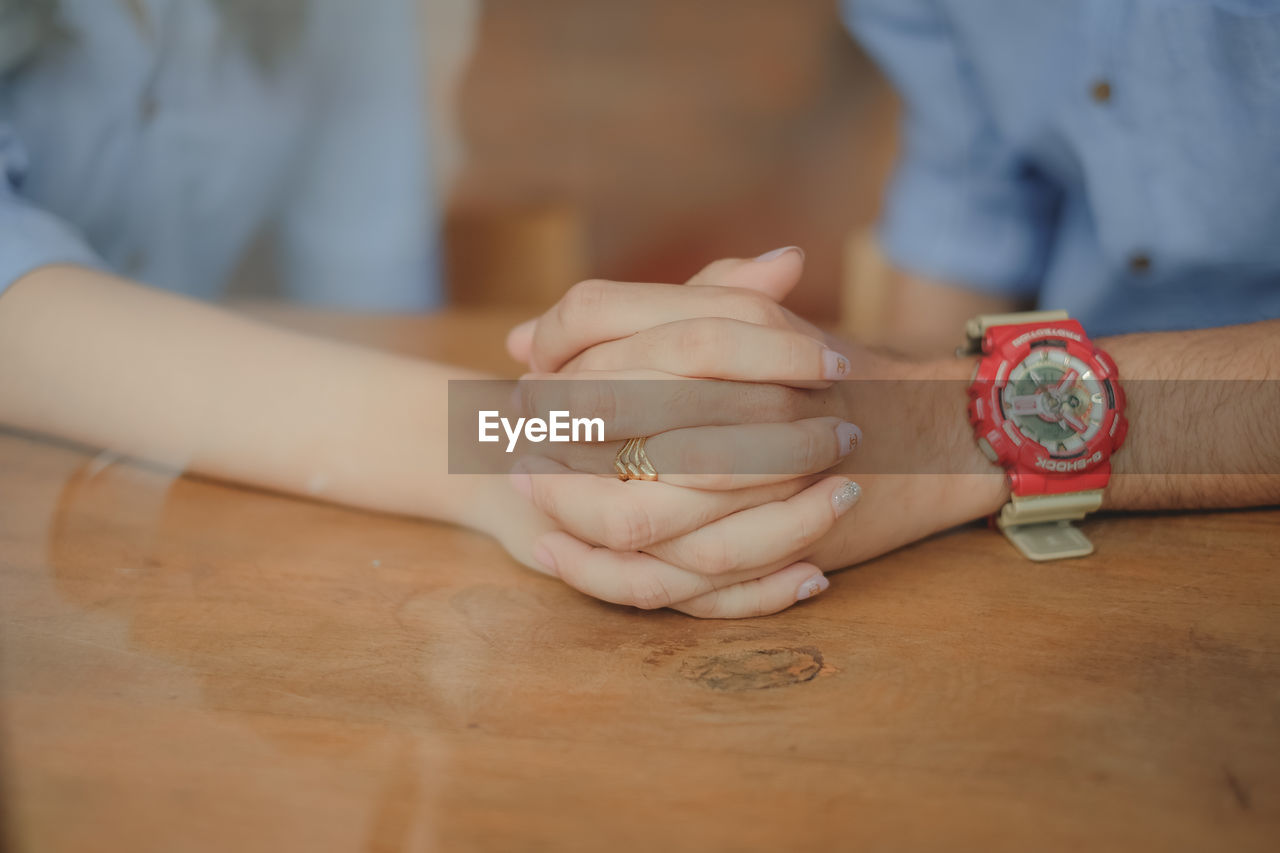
[
  {"x1": 507, "y1": 251, "x2": 871, "y2": 484},
  {"x1": 510, "y1": 460, "x2": 861, "y2": 618},
  {"x1": 493, "y1": 252, "x2": 864, "y2": 616},
  {"x1": 466, "y1": 455, "x2": 854, "y2": 619},
  {"x1": 510, "y1": 410, "x2": 860, "y2": 488},
  {"x1": 499, "y1": 251, "x2": 1007, "y2": 618},
  {"x1": 507, "y1": 251, "x2": 848, "y2": 376},
  {"x1": 500, "y1": 384, "x2": 865, "y2": 617}
]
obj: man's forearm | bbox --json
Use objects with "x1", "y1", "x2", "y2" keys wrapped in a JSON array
[
  {"x1": 917, "y1": 319, "x2": 1280, "y2": 516},
  {"x1": 1100, "y1": 320, "x2": 1280, "y2": 509},
  {"x1": 871, "y1": 262, "x2": 1280, "y2": 507}
]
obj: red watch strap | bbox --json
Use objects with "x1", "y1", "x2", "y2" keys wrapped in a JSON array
[{"x1": 1009, "y1": 464, "x2": 1111, "y2": 497}]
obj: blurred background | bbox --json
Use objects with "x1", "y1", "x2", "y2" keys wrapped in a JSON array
[{"x1": 230, "y1": 0, "x2": 900, "y2": 327}]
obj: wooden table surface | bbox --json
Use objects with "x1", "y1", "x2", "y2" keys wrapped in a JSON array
[{"x1": 2, "y1": 308, "x2": 1278, "y2": 852}]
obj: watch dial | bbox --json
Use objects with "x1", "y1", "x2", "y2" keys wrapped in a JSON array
[{"x1": 1001, "y1": 346, "x2": 1106, "y2": 457}]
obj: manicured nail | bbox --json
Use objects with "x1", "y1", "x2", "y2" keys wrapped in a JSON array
[
  {"x1": 831, "y1": 480, "x2": 862, "y2": 515},
  {"x1": 836, "y1": 421, "x2": 863, "y2": 457},
  {"x1": 822, "y1": 348, "x2": 851, "y2": 380},
  {"x1": 795, "y1": 573, "x2": 830, "y2": 601},
  {"x1": 532, "y1": 541, "x2": 558, "y2": 576},
  {"x1": 508, "y1": 469, "x2": 532, "y2": 499},
  {"x1": 754, "y1": 245, "x2": 804, "y2": 263}
]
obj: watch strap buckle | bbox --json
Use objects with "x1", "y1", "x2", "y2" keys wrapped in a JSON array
[
  {"x1": 999, "y1": 520, "x2": 1095, "y2": 561},
  {"x1": 996, "y1": 490, "x2": 1105, "y2": 562}
]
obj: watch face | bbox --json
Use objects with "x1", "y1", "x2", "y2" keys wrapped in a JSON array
[{"x1": 1001, "y1": 345, "x2": 1108, "y2": 458}]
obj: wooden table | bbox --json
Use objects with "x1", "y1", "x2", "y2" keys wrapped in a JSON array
[{"x1": 2, "y1": 309, "x2": 1278, "y2": 852}]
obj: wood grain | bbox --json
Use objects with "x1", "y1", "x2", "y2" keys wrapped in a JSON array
[{"x1": 1, "y1": 310, "x2": 1278, "y2": 852}]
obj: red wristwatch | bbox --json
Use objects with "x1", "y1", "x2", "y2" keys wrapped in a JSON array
[{"x1": 961, "y1": 311, "x2": 1128, "y2": 560}]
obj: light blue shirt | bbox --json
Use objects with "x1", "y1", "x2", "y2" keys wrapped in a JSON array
[
  {"x1": 844, "y1": 0, "x2": 1280, "y2": 336},
  {"x1": 0, "y1": 0, "x2": 441, "y2": 310}
]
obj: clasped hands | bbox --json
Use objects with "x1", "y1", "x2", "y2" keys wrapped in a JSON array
[{"x1": 498, "y1": 249, "x2": 1001, "y2": 618}]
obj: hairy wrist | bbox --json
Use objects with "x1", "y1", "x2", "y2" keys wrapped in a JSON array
[{"x1": 1096, "y1": 323, "x2": 1280, "y2": 509}]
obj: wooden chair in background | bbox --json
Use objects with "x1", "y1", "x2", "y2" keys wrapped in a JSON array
[{"x1": 840, "y1": 226, "x2": 894, "y2": 347}]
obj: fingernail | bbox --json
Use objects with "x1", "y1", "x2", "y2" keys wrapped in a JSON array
[
  {"x1": 532, "y1": 541, "x2": 558, "y2": 576},
  {"x1": 754, "y1": 245, "x2": 804, "y2": 263},
  {"x1": 795, "y1": 573, "x2": 830, "y2": 601},
  {"x1": 822, "y1": 348, "x2": 851, "y2": 380},
  {"x1": 836, "y1": 421, "x2": 863, "y2": 457},
  {"x1": 831, "y1": 480, "x2": 862, "y2": 515},
  {"x1": 509, "y1": 469, "x2": 532, "y2": 499}
]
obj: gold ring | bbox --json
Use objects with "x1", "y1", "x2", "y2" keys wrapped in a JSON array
[{"x1": 615, "y1": 436, "x2": 658, "y2": 481}]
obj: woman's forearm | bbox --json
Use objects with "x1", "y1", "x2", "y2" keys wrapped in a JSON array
[{"x1": 0, "y1": 265, "x2": 490, "y2": 528}]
